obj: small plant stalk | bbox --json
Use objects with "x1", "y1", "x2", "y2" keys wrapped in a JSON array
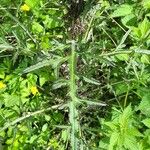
[{"x1": 69, "y1": 41, "x2": 80, "y2": 150}]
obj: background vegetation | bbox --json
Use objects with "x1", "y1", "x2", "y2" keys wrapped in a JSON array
[{"x1": 0, "y1": 0, "x2": 150, "y2": 149}]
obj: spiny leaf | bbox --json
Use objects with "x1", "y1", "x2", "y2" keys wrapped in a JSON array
[
  {"x1": 83, "y1": 76, "x2": 101, "y2": 85},
  {"x1": 79, "y1": 99, "x2": 107, "y2": 106},
  {"x1": 22, "y1": 57, "x2": 68, "y2": 74},
  {"x1": 22, "y1": 60, "x2": 53, "y2": 74},
  {"x1": 52, "y1": 79, "x2": 68, "y2": 90}
]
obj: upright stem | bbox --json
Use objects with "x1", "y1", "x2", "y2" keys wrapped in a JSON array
[
  {"x1": 69, "y1": 41, "x2": 80, "y2": 150},
  {"x1": 70, "y1": 41, "x2": 76, "y2": 97}
]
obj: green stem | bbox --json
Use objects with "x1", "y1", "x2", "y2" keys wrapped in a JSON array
[
  {"x1": 70, "y1": 41, "x2": 76, "y2": 96},
  {"x1": 69, "y1": 41, "x2": 80, "y2": 150},
  {"x1": 124, "y1": 89, "x2": 129, "y2": 108}
]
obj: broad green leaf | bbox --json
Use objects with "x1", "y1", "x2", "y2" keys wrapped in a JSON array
[
  {"x1": 21, "y1": 97, "x2": 29, "y2": 104},
  {"x1": 4, "y1": 94, "x2": 20, "y2": 107},
  {"x1": 42, "y1": 123, "x2": 48, "y2": 132},
  {"x1": 141, "y1": 54, "x2": 150, "y2": 64},
  {"x1": 18, "y1": 125, "x2": 28, "y2": 132},
  {"x1": 132, "y1": 27, "x2": 141, "y2": 38},
  {"x1": 114, "y1": 82, "x2": 128, "y2": 95},
  {"x1": 32, "y1": 22, "x2": 44, "y2": 33},
  {"x1": 124, "y1": 134, "x2": 138, "y2": 150},
  {"x1": 133, "y1": 18, "x2": 150, "y2": 39},
  {"x1": 38, "y1": 71, "x2": 52, "y2": 86},
  {"x1": 29, "y1": 135, "x2": 38, "y2": 143},
  {"x1": 45, "y1": 115, "x2": 51, "y2": 121},
  {"x1": 146, "y1": 13, "x2": 150, "y2": 17},
  {"x1": 41, "y1": 36, "x2": 51, "y2": 49},
  {"x1": 7, "y1": 127, "x2": 13, "y2": 137},
  {"x1": 25, "y1": 0, "x2": 40, "y2": 8},
  {"x1": 101, "y1": 0, "x2": 110, "y2": 8},
  {"x1": 43, "y1": 15, "x2": 63, "y2": 29},
  {"x1": 128, "y1": 128, "x2": 143, "y2": 137},
  {"x1": 111, "y1": 4, "x2": 133, "y2": 18},
  {"x1": 19, "y1": 79, "x2": 30, "y2": 97},
  {"x1": 121, "y1": 14, "x2": 137, "y2": 27},
  {"x1": 1, "y1": 110, "x2": 15, "y2": 118},
  {"x1": 39, "y1": 76, "x2": 47, "y2": 86},
  {"x1": 104, "y1": 122, "x2": 117, "y2": 130},
  {"x1": 99, "y1": 138, "x2": 109, "y2": 149},
  {"x1": 0, "y1": 131, "x2": 5, "y2": 138},
  {"x1": 138, "y1": 93, "x2": 150, "y2": 116},
  {"x1": 6, "y1": 138, "x2": 13, "y2": 145},
  {"x1": 142, "y1": 0, "x2": 150, "y2": 9},
  {"x1": 136, "y1": 87, "x2": 150, "y2": 98},
  {"x1": 142, "y1": 118, "x2": 150, "y2": 128},
  {"x1": 139, "y1": 18, "x2": 150, "y2": 38},
  {"x1": 108, "y1": 132, "x2": 119, "y2": 150},
  {"x1": 27, "y1": 74, "x2": 38, "y2": 86},
  {"x1": 61, "y1": 129, "x2": 69, "y2": 142},
  {"x1": 0, "y1": 71, "x2": 5, "y2": 79},
  {"x1": 119, "y1": 105, "x2": 132, "y2": 127}
]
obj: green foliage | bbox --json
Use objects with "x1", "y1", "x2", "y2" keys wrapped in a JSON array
[
  {"x1": 0, "y1": 0, "x2": 150, "y2": 149},
  {"x1": 111, "y1": 4, "x2": 133, "y2": 18},
  {"x1": 100, "y1": 105, "x2": 143, "y2": 150}
]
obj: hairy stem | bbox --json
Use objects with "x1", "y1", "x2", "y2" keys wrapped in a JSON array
[{"x1": 69, "y1": 41, "x2": 80, "y2": 150}]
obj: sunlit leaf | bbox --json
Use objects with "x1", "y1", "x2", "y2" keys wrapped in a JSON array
[
  {"x1": 32, "y1": 22, "x2": 44, "y2": 33},
  {"x1": 108, "y1": 132, "x2": 119, "y2": 150},
  {"x1": 42, "y1": 123, "x2": 48, "y2": 132},
  {"x1": 25, "y1": 0, "x2": 40, "y2": 8},
  {"x1": 111, "y1": 4, "x2": 133, "y2": 17},
  {"x1": 121, "y1": 14, "x2": 137, "y2": 27},
  {"x1": 142, "y1": 0, "x2": 150, "y2": 9},
  {"x1": 4, "y1": 94, "x2": 20, "y2": 107},
  {"x1": 142, "y1": 118, "x2": 150, "y2": 128},
  {"x1": 141, "y1": 54, "x2": 150, "y2": 64},
  {"x1": 139, "y1": 18, "x2": 150, "y2": 38},
  {"x1": 138, "y1": 94, "x2": 150, "y2": 117}
]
